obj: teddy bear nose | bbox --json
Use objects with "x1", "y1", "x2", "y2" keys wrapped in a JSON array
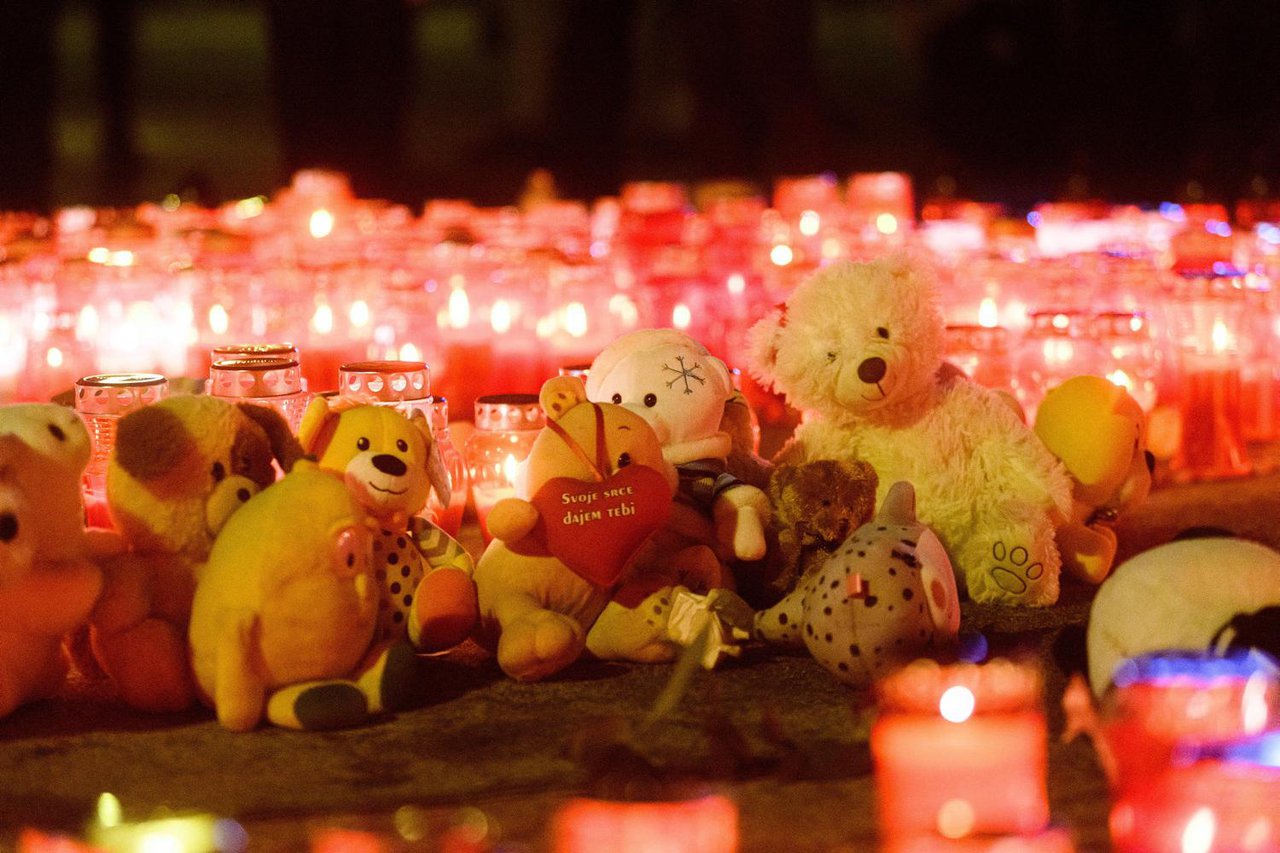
[
  {"x1": 857, "y1": 356, "x2": 887, "y2": 384},
  {"x1": 373, "y1": 454, "x2": 408, "y2": 477}
]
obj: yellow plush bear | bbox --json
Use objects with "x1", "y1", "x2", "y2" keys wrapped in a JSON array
[
  {"x1": 189, "y1": 460, "x2": 394, "y2": 731},
  {"x1": 0, "y1": 404, "x2": 108, "y2": 718},
  {"x1": 297, "y1": 397, "x2": 478, "y2": 653},
  {"x1": 91, "y1": 395, "x2": 303, "y2": 712},
  {"x1": 473, "y1": 375, "x2": 683, "y2": 681},
  {"x1": 1034, "y1": 375, "x2": 1153, "y2": 584}
]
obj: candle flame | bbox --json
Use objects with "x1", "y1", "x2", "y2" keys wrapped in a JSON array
[
  {"x1": 309, "y1": 209, "x2": 335, "y2": 239},
  {"x1": 87, "y1": 246, "x2": 111, "y2": 264},
  {"x1": 208, "y1": 304, "x2": 229, "y2": 336},
  {"x1": 726, "y1": 273, "x2": 746, "y2": 295},
  {"x1": 1106, "y1": 369, "x2": 1134, "y2": 393},
  {"x1": 1243, "y1": 672, "x2": 1270, "y2": 735},
  {"x1": 672, "y1": 303, "x2": 692, "y2": 330},
  {"x1": 875, "y1": 212, "x2": 899, "y2": 235},
  {"x1": 978, "y1": 298, "x2": 999, "y2": 328},
  {"x1": 491, "y1": 299, "x2": 513, "y2": 334},
  {"x1": 502, "y1": 453, "x2": 519, "y2": 485},
  {"x1": 45, "y1": 346, "x2": 63, "y2": 368},
  {"x1": 1181, "y1": 807, "x2": 1216, "y2": 853},
  {"x1": 936, "y1": 799, "x2": 975, "y2": 840},
  {"x1": 1052, "y1": 313, "x2": 1070, "y2": 331},
  {"x1": 448, "y1": 287, "x2": 471, "y2": 329},
  {"x1": 76, "y1": 305, "x2": 100, "y2": 341},
  {"x1": 1211, "y1": 318, "x2": 1233, "y2": 354},
  {"x1": 97, "y1": 792, "x2": 123, "y2": 828},
  {"x1": 770, "y1": 244, "x2": 794, "y2": 267},
  {"x1": 798, "y1": 210, "x2": 820, "y2": 237},
  {"x1": 235, "y1": 196, "x2": 265, "y2": 219},
  {"x1": 349, "y1": 299, "x2": 370, "y2": 328},
  {"x1": 311, "y1": 302, "x2": 334, "y2": 335},
  {"x1": 939, "y1": 685, "x2": 975, "y2": 723},
  {"x1": 564, "y1": 302, "x2": 588, "y2": 338},
  {"x1": 608, "y1": 293, "x2": 640, "y2": 327},
  {"x1": 397, "y1": 342, "x2": 421, "y2": 361}
]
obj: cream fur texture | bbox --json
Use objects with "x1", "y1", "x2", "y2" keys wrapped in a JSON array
[{"x1": 749, "y1": 256, "x2": 1073, "y2": 606}]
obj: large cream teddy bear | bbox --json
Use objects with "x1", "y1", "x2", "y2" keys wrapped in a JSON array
[
  {"x1": 748, "y1": 256, "x2": 1073, "y2": 606},
  {"x1": 474, "y1": 375, "x2": 690, "y2": 681},
  {"x1": 0, "y1": 404, "x2": 108, "y2": 718},
  {"x1": 92, "y1": 395, "x2": 303, "y2": 712}
]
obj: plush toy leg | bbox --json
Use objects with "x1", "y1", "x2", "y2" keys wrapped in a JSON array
[
  {"x1": 266, "y1": 681, "x2": 368, "y2": 731},
  {"x1": 958, "y1": 512, "x2": 1062, "y2": 607},
  {"x1": 1057, "y1": 523, "x2": 1118, "y2": 585},
  {"x1": 409, "y1": 568, "x2": 479, "y2": 652},
  {"x1": 753, "y1": 586, "x2": 807, "y2": 647},
  {"x1": 495, "y1": 600, "x2": 587, "y2": 682},
  {"x1": 586, "y1": 587, "x2": 681, "y2": 663},
  {"x1": 93, "y1": 617, "x2": 195, "y2": 712},
  {"x1": 713, "y1": 487, "x2": 771, "y2": 562},
  {"x1": 354, "y1": 640, "x2": 432, "y2": 714}
]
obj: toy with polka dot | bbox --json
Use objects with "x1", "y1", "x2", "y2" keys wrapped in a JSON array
[{"x1": 752, "y1": 481, "x2": 962, "y2": 687}]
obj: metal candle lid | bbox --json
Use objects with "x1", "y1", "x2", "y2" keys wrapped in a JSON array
[
  {"x1": 339, "y1": 360, "x2": 430, "y2": 403},
  {"x1": 209, "y1": 356, "x2": 303, "y2": 398},
  {"x1": 474, "y1": 394, "x2": 544, "y2": 432},
  {"x1": 74, "y1": 373, "x2": 169, "y2": 415},
  {"x1": 211, "y1": 342, "x2": 299, "y2": 360}
]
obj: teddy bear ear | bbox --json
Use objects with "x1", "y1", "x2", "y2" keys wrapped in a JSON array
[
  {"x1": 540, "y1": 375, "x2": 587, "y2": 422},
  {"x1": 237, "y1": 403, "x2": 306, "y2": 473},
  {"x1": 297, "y1": 395, "x2": 339, "y2": 459},
  {"x1": 745, "y1": 306, "x2": 787, "y2": 390}
]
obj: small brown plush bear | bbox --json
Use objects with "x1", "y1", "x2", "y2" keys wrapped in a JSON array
[{"x1": 763, "y1": 459, "x2": 879, "y2": 599}]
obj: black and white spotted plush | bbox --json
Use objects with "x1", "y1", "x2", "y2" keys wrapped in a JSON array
[{"x1": 753, "y1": 481, "x2": 962, "y2": 687}]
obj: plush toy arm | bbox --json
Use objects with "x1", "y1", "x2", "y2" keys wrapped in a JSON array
[
  {"x1": 408, "y1": 515, "x2": 479, "y2": 651},
  {"x1": 0, "y1": 558, "x2": 103, "y2": 635},
  {"x1": 753, "y1": 587, "x2": 806, "y2": 648},
  {"x1": 1057, "y1": 522, "x2": 1119, "y2": 585},
  {"x1": 214, "y1": 609, "x2": 267, "y2": 732},
  {"x1": 485, "y1": 498, "x2": 541, "y2": 542},
  {"x1": 90, "y1": 552, "x2": 158, "y2": 637},
  {"x1": 712, "y1": 483, "x2": 772, "y2": 562}
]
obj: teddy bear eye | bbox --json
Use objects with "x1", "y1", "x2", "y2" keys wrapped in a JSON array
[
  {"x1": 357, "y1": 437, "x2": 370, "y2": 451},
  {"x1": 876, "y1": 327, "x2": 890, "y2": 339},
  {"x1": 211, "y1": 461, "x2": 226, "y2": 483},
  {"x1": 617, "y1": 452, "x2": 632, "y2": 468},
  {"x1": 396, "y1": 439, "x2": 408, "y2": 452},
  {"x1": 47, "y1": 423, "x2": 66, "y2": 441},
  {"x1": 0, "y1": 512, "x2": 17, "y2": 542},
  {"x1": 643, "y1": 393, "x2": 657, "y2": 408},
  {"x1": 611, "y1": 393, "x2": 623, "y2": 405}
]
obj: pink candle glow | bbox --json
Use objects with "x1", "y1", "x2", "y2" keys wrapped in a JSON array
[
  {"x1": 872, "y1": 659, "x2": 1050, "y2": 841},
  {"x1": 1175, "y1": 317, "x2": 1251, "y2": 481},
  {"x1": 552, "y1": 795, "x2": 738, "y2": 853},
  {"x1": 73, "y1": 372, "x2": 168, "y2": 528},
  {"x1": 881, "y1": 827, "x2": 1076, "y2": 853}
]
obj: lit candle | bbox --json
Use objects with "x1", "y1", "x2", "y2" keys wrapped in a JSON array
[
  {"x1": 880, "y1": 827, "x2": 1076, "y2": 853},
  {"x1": 552, "y1": 795, "x2": 738, "y2": 853},
  {"x1": 872, "y1": 659, "x2": 1050, "y2": 841},
  {"x1": 1176, "y1": 314, "x2": 1251, "y2": 481},
  {"x1": 73, "y1": 372, "x2": 168, "y2": 527},
  {"x1": 464, "y1": 394, "x2": 544, "y2": 543},
  {"x1": 208, "y1": 355, "x2": 310, "y2": 433}
]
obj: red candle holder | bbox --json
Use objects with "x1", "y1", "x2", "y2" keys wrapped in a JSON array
[
  {"x1": 551, "y1": 794, "x2": 738, "y2": 853},
  {"x1": 73, "y1": 372, "x2": 168, "y2": 527},
  {"x1": 872, "y1": 658, "x2": 1050, "y2": 841},
  {"x1": 464, "y1": 394, "x2": 544, "y2": 544}
]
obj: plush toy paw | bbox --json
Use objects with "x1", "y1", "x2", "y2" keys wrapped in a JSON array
[
  {"x1": 586, "y1": 588, "x2": 681, "y2": 664},
  {"x1": 93, "y1": 617, "x2": 196, "y2": 712},
  {"x1": 497, "y1": 609, "x2": 586, "y2": 682},
  {"x1": 1057, "y1": 523, "x2": 1119, "y2": 585},
  {"x1": 971, "y1": 539, "x2": 1057, "y2": 606},
  {"x1": 267, "y1": 681, "x2": 369, "y2": 731},
  {"x1": 409, "y1": 568, "x2": 479, "y2": 652},
  {"x1": 358, "y1": 641, "x2": 432, "y2": 714}
]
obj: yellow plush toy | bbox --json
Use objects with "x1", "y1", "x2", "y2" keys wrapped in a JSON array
[
  {"x1": 1034, "y1": 375, "x2": 1154, "y2": 584},
  {"x1": 473, "y1": 375, "x2": 683, "y2": 681},
  {"x1": 91, "y1": 395, "x2": 303, "y2": 712},
  {"x1": 297, "y1": 397, "x2": 478, "y2": 653},
  {"x1": 0, "y1": 404, "x2": 108, "y2": 719},
  {"x1": 189, "y1": 460, "x2": 397, "y2": 731}
]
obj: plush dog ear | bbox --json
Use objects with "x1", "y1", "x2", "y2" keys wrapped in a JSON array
[
  {"x1": 297, "y1": 395, "x2": 340, "y2": 461},
  {"x1": 114, "y1": 405, "x2": 198, "y2": 482},
  {"x1": 745, "y1": 306, "x2": 787, "y2": 391},
  {"x1": 237, "y1": 403, "x2": 306, "y2": 474},
  {"x1": 409, "y1": 409, "x2": 451, "y2": 509}
]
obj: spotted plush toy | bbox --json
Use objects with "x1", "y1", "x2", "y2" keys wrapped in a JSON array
[{"x1": 753, "y1": 481, "x2": 961, "y2": 687}]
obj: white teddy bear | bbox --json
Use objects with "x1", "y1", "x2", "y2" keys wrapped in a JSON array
[{"x1": 748, "y1": 256, "x2": 1073, "y2": 606}]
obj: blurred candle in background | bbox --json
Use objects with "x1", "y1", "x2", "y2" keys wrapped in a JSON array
[
  {"x1": 74, "y1": 372, "x2": 168, "y2": 527},
  {"x1": 465, "y1": 394, "x2": 544, "y2": 543}
]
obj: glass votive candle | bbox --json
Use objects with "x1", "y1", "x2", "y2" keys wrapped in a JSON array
[
  {"x1": 872, "y1": 658, "x2": 1050, "y2": 841},
  {"x1": 74, "y1": 372, "x2": 169, "y2": 527},
  {"x1": 1109, "y1": 730, "x2": 1280, "y2": 853},
  {"x1": 881, "y1": 827, "x2": 1076, "y2": 853},
  {"x1": 208, "y1": 356, "x2": 310, "y2": 433},
  {"x1": 465, "y1": 394, "x2": 544, "y2": 544},
  {"x1": 1092, "y1": 311, "x2": 1160, "y2": 413},
  {"x1": 1011, "y1": 310, "x2": 1103, "y2": 420},
  {"x1": 425, "y1": 395, "x2": 467, "y2": 537},
  {"x1": 337, "y1": 360, "x2": 432, "y2": 417},
  {"x1": 944, "y1": 324, "x2": 1013, "y2": 393},
  {"x1": 1098, "y1": 650, "x2": 1279, "y2": 800},
  {"x1": 551, "y1": 795, "x2": 738, "y2": 853}
]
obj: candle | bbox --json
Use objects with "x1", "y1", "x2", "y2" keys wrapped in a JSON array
[
  {"x1": 73, "y1": 372, "x2": 168, "y2": 527},
  {"x1": 552, "y1": 795, "x2": 738, "y2": 853},
  {"x1": 464, "y1": 394, "x2": 544, "y2": 544},
  {"x1": 872, "y1": 659, "x2": 1050, "y2": 841},
  {"x1": 425, "y1": 396, "x2": 468, "y2": 536},
  {"x1": 881, "y1": 827, "x2": 1076, "y2": 853},
  {"x1": 207, "y1": 355, "x2": 310, "y2": 433}
]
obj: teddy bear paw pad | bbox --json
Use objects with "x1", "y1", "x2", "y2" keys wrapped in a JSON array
[
  {"x1": 377, "y1": 642, "x2": 432, "y2": 713},
  {"x1": 292, "y1": 683, "x2": 369, "y2": 730},
  {"x1": 988, "y1": 541, "x2": 1044, "y2": 597}
]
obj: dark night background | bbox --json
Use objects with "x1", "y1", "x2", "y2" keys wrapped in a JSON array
[{"x1": 2, "y1": 0, "x2": 1279, "y2": 214}]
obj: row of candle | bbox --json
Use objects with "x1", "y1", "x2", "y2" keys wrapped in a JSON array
[
  {"x1": 19, "y1": 649, "x2": 1277, "y2": 851},
  {"x1": 5, "y1": 170, "x2": 1280, "y2": 478}
]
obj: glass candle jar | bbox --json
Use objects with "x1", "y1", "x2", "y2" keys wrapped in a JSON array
[
  {"x1": 1092, "y1": 312, "x2": 1160, "y2": 413},
  {"x1": 872, "y1": 658, "x2": 1050, "y2": 841},
  {"x1": 74, "y1": 372, "x2": 168, "y2": 527},
  {"x1": 208, "y1": 355, "x2": 310, "y2": 433},
  {"x1": 944, "y1": 324, "x2": 1013, "y2": 393},
  {"x1": 552, "y1": 795, "x2": 738, "y2": 853},
  {"x1": 1012, "y1": 310, "x2": 1103, "y2": 420},
  {"x1": 465, "y1": 394, "x2": 544, "y2": 544},
  {"x1": 425, "y1": 395, "x2": 467, "y2": 537},
  {"x1": 337, "y1": 359, "x2": 431, "y2": 416}
]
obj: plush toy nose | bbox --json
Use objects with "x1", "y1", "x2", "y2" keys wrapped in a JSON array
[
  {"x1": 373, "y1": 454, "x2": 408, "y2": 477},
  {"x1": 857, "y1": 356, "x2": 887, "y2": 384},
  {"x1": 0, "y1": 512, "x2": 17, "y2": 542}
]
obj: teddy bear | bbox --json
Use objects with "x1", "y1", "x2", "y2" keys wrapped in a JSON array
[
  {"x1": 747, "y1": 255, "x2": 1074, "y2": 606},
  {"x1": 1033, "y1": 375, "x2": 1154, "y2": 584},
  {"x1": 0, "y1": 404, "x2": 107, "y2": 719},
  {"x1": 297, "y1": 396, "x2": 478, "y2": 654},
  {"x1": 91, "y1": 394, "x2": 304, "y2": 712},
  {"x1": 189, "y1": 460, "x2": 413, "y2": 731},
  {"x1": 473, "y1": 374, "x2": 686, "y2": 681},
  {"x1": 586, "y1": 329, "x2": 773, "y2": 568},
  {"x1": 753, "y1": 481, "x2": 962, "y2": 687},
  {"x1": 1086, "y1": 536, "x2": 1280, "y2": 697}
]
